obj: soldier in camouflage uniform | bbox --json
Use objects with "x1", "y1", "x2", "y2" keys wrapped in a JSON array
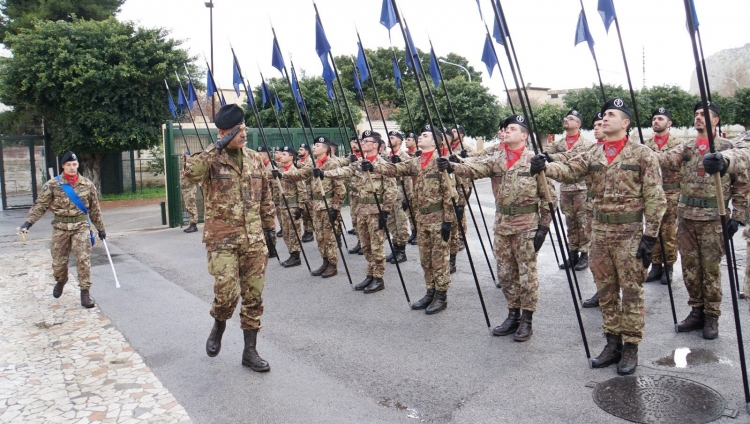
[
  {"x1": 20, "y1": 151, "x2": 105, "y2": 308},
  {"x1": 297, "y1": 143, "x2": 315, "y2": 243},
  {"x1": 405, "y1": 132, "x2": 419, "y2": 244},
  {"x1": 657, "y1": 102, "x2": 749, "y2": 340},
  {"x1": 440, "y1": 115, "x2": 556, "y2": 342},
  {"x1": 322, "y1": 130, "x2": 397, "y2": 293},
  {"x1": 386, "y1": 130, "x2": 413, "y2": 264},
  {"x1": 276, "y1": 145, "x2": 304, "y2": 268},
  {"x1": 181, "y1": 152, "x2": 199, "y2": 233},
  {"x1": 347, "y1": 137, "x2": 363, "y2": 254},
  {"x1": 544, "y1": 110, "x2": 596, "y2": 271},
  {"x1": 258, "y1": 146, "x2": 282, "y2": 240},
  {"x1": 282, "y1": 136, "x2": 346, "y2": 278},
  {"x1": 183, "y1": 104, "x2": 276, "y2": 372},
  {"x1": 365, "y1": 125, "x2": 457, "y2": 315},
  {"x1": 531, "y1": 98, "x2": 666, "y2": 375}
]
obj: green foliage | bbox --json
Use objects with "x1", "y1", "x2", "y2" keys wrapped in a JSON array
[
  {"x1": 639, "y1": 85, "x2": 698, "y2": 128},
  {"x1": 0, "y1": 108, "x2": 42, "y2": 135},
  {"x1": 100, "y1": 185, "x2": 165, "y2": 201},
  {"x1": 563, "y1": 84, "x2": 636, "y2": 129},
  {"x1": 531, "y1": 103, "x2": 568, "y2": 137},
  {"x1": 733, "y1": 88, "x2": 750, "y2": 130},
  {"x1": 708, "y1": 92, "x2": 737, "y2": 128}
]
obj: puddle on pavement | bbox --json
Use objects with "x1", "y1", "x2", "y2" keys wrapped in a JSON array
[
  {"x1": 379, "y1": 398, "x2": 421, "y2": 420},
  {"x1": 654, "y1": 347, "x2": 731, "y2": 367}
]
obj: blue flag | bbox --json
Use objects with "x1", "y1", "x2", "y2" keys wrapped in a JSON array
[
  {"x1": 380, "y1": 0, "x2": 397, "y2": 38},
  {"x1": 475, "y1": 0, "x2": 483, "y2": 20},
  {"x1": 321, "y1": 58, "x2": 336, "y2": 100},
  {"x1": 597, "y1": 0, "x2": 616, "y2": 33},
  {"x1": 167, "y1": 92, "x2": 178, "y2": 118},
  {"x1": 392, "y1": 57, "x2": 402, "y2": 90},
  {"x1": 356, "y1": 42, "x2": 369, "y2": 83},
  {"x1": 315, "y1": 17, "x2": 331, "y2": 59},
  {"x1": 429, "y1": 49, "x2": 440, "y2": 88},
  {"x1": 246, "y1": 87, "x2": 255, "y2": 109},
  {"x1": 272, "y1": 39, "x2": 286, "y2": 73},
  {"x1": 207, "y1": 69, "x2": 217, "y2": 100},
  {"x1": 353, "y1": 68, "x2": 363, "y2": 99},
  {"x1": 187, "y1": 82, "x2": 198, "y2": 110},
  {"x1": 481, "y1": 34, "x2": 498, "y2": 77},
  {"x1": 291, "y1": 67, "x2": 307, "y2": 114},
  {"x1": 261, "y1": 80, "x2": 272, "y2": 106},
  {"x1": 492, "y1": 1, "x2": 507, "y2": 45},
  {"x1": 177, "y1": 86, "x2": 187, "y2": 114},
  {"x1": 232, "y1": 58, "x2": 242, "y2": 97},
  {"x1": 686, "y1": 0, "x2": 700, "y2": 31},
  {"x1": 404, "y1": 27, "x2": 421, "y2": 73},
  {"x1": 274, "y1": 93, "x2": 283, "y2": 112},
  {"x1": 574, "y1": 10, "x2": 595, "y2": 58}
]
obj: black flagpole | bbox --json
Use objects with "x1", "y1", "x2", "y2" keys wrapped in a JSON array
[
  {"x1": 183, "y1": 64, "x2": 216, "y2": 145},
  {"x1": 174, "y1": 72, "x2": 205, "y2": 151},
  {"x1": 390, "y1": 47, "x2": 416, "y2": 133},
  {"x1": 164, "y1": 80, "x2": 191, "y2": 153}
]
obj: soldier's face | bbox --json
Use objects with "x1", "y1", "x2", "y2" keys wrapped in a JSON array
[
  {"x1": 504, "y1": 124, "x2": 527, "y2": 147},
  {"x1": 361, "y1": 137, "x2": 378, "y2": 155},
  {"x1": 313, "y1": 142, "x2": 327, "y2": 157},
  {"x1": 279, "y1": 152, "x2": 294, "y2": 164},
  {"x1": 389, "y1": 136, "x2": 402, "y2": 149},
  {"x1": 694, "y1": 110, "x2": 719, "y2": 132},
  {"x1": 405, "y1": 137, "x2": 416, "y2": 149},
  {"x1": 417, "y1": 132, "x2": 436, "y2": 150},
  {"x1": 222, "y1": 124, "x2": 247, "y2": 149},
  {"x1": 563, "y1": 116, "x2": 581, "y2": 131},
  {"x1": 652, "y1": 115, "x2": 672, "y2": 133},
  {"x1": 259, "y1": 152, "x2": 270, "y2": 161},
  {"x1": 601, "y1": 110, "x2": 630, "y2": 136},
  {"x1": 592, "y1": 120, "x2": 604, "y2": 140},
  {"x1": 62, "y1": 161, "x2": 79, "y2": 176}
]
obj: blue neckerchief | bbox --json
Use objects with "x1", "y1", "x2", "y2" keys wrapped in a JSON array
[{"x1": 57, "y1": 175, "x2": 95, "y2": 246}]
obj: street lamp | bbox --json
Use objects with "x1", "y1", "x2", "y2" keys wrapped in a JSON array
[
  {"x1": 438, "y1": 59, "x2": 471, "y2": 83},
  {"x1": 205, "y1": 1, "x2": 214, "y2": 119}
]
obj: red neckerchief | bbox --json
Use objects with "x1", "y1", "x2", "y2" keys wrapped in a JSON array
[
  {"x1": 439, "y1": 147, "x2": 449, "y2": 157},
  {"x1": 63, "y1": 173, "x2": 78, "y2": 186},
  {"x1": 420, "y1": 150, "x2": 435, "y2": 169},
  {"x1": 282, "y1": 163, "x2": 293, "y2": 172},
  {"x1": 654, "y1": 134, "x2": 669, "y2": 150},
  {"x1": 696, "y1": 137, "x2": 711, "y2": 155},
  {"x1": 300, "y1": 153, "x2": 309, "y2": 162},
  {"x1": 451, "y1": 140, "x2": 461, "y2": 151},
  {"x1": 353, "y1": 151, "x2": 362, "y2": 158},
  {"x1": 503, "y1": 144, "x2": 526, "y2": 169},
  {"x1": 596, "y1": 139, "x2": 605, "y2": 147},
  {"x1": 603, "y1": 136, "x2": 628, "y2": 164},
  {"x1": 407, "y1": 146, "x2": 416, "y2": 155},
  {"x1": 263, "y1": 159, "x2": 270, "y2": 167},
  {"x1": 315, "y1": 154, "x2": 328, "y2": 168},
  {"x1": 565, "y1": 133, "x2": 580, "y2": 150},
  {"x1": 392, "y1": 147, "x2": 400, "y2": 155},
  {"x1": 365, "y1": 154, "x2": 379, "y2": 163}
]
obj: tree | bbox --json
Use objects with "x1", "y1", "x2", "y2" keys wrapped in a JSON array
[
  {"x1": 563, "y1": 84, "x2": 647, "y2": 129},
  {"x1": 709, "y1": 92, "x2": 737, "y2": 131},
  {"x1": 0, "y1": 18, "x2": 195, "y2": 189},
  {"x1": 639, "y1": 85, "x2": 698, "y2": 129},
  {"x1": 733, "y1": 88, "x2": 750, "y2": 130},
  {"x1": 531, "y1": 103, "x2": 567, "y2": 139}
]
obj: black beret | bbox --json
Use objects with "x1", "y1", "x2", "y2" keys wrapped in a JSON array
[
  {"x1": 498, "y1": 117, "x2": 509, "y2": 130},
  {"x1": 349, "y1": 136, "x2": 360, "y2": 142},
  {"x1": 214, "y1": 104, "x2": 245, "y2": 130},
  {"x1": 601, "y1": 98, "x2": 632, "y2": 119},
  {"x1": 651, "y1": 107, "x2": 673, "y2": 121},
  {"x1": 591, "y1": 112, "x2": 603, "y2": 126},
  {"x1": 313, "y1": 135, "x2": 333, "y2": 145},
  {"x1": 505, "y1": 114, "x2": 530, "y2": 132},
  {"x1": 420, "y1": 124, "x2": 443, "y2": 140},
  {"x1": 566, "y1": 109, "x2": 583, "y2": 122},
  {"x1": 694, "y1": 100, "x2": 720, "y2": 117},
  {"x1": 256, "y1": 145, "x2": 269, "y2": 153},
  {"x1": 298, "y1": 143, "x2": 312, "y2": 153},
  {"x1": 442, "y1": 127, "x2": 453, "y2": 137},
  {"x1": 387, "y1": 130, "x2": 404, "y2": 140},
  {"x1": 60, "y1": 151, "x2": 78, "y2": 165},
  {"x1": 406, "y1": 132, "x2": 416, "y2": 139},
  {"x1": 279, "y1": 145, "x2": 297, "y2": 157},
  {"x1": 361, "y1": 130, "x2": 381, "y2": 139},
  {"x1": 453, "y1": 124, "x2": 465, "y2": 135}
]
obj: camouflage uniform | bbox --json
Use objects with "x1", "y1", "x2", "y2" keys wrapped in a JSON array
[
  {"x1": 454, "y1": 149, "x2": 555, "y2": 311},
  {"x1": 645, "y1": 134, "x2": 683, "y2": 266},
  {"x1": 386, "y1": 149, "x2": 414, "y2": 246},
  {"x1": 545, "y1": 141, "x2": 666, "y2": 344},
  {"x1": 297, "y1": 155, "x2": 315, "y2": 234},
  {"x1": 26, "y1": 176, "x2": 105, "y2": 291},
  {"x1": 657, "y1": 137, "x2": 749, "y2": 317},
  {"x1": 449, "y1": 142, "x2": 474, "y2": 255},
  {"x1": 277, "y1": 164, "x2": 303, "y2": 254},
  {"x1": 184, "y1": 145, "x2": 275, "y2": 330},
  {"x1": 374, "y1": 152, "x2": 457, "y2": 291},
  {"x1": 180, "y1": 168, "x2": 198, "y2": 225}
]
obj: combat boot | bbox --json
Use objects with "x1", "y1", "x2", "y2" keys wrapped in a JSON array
[
  {"x1": 183, "y1": 223, "x2": 198, "y2": 233},
  {"x1": 364, "y1": 278, "x2": 385, "y2": 294},
  {"x1": 301, "y1": 231, "x2": 314, "y2": 243},
  {"x1": 321, "y1": 262, "x2": 338, "y2": 278},
  {"x1": 386, "y1": 249, "x2": 395, "y2": 262},
  {"x1": 242, "y1": 329, "x2": 270, "y2": 372},
  {"x1": 205, "y1": 319, "x2": 226, "y2": 357},
  {"x1": 591, "y1": 333, "x2": 622, "y2": 368},
  {"x1": 513, "y1": 310, "x2": 534, "y2": 342},
  {"x1": 312, "y1": 259, "x2": 329, "y2": 276},
  {"x1": 425, "y1": 290, "x2": 447, "y2": 315},
  {"x1": 408, "y1": 230, "x2": 417, "y2": 245},
  {"x1": 276, "y1": 228, "x2": 283, "y2": 238},
  {"x1": 617, "y1": 343, "x2": 638, "y2": 375},
  {"x1": 355, "y1": 276, "x2": 373, "y2": 291},
  {"x1": 703, "y1": 315, "x2": 719, "y2": 340},
  {"x1": 391, "y1": 245, "x2": 407, "y2": 263},
  {"x1": 347, "y1": 227, "x2": 356, "y2": 235},
  {"x1": 492, "y1": 309, "x2": 521, "y2": 336},
  {"x1": 582, "y1": 292, "x2": 600, "y2": 308},
  {"x1": 660, "y1": 265, "x2": 673, "y2": 285},
  {"x1": 449, "y1": 254, "x2": 457, "y2": 274},
  {"x1": 677, "y1": 307, "x2": 704, "y2": 332},
  {"x1": 645, "y1": 263, "x2": 663, "y2": 282},
  {"x1": 348, "y1": 241, "x2": 361, "y2": 255},
  {"x1": 559, "y1": 250, "x2": 579, "y2": 269},
  {"x1": 80, "y1": 290, "x2": 95, "y2": 308},
  {"x1": 52, "y1": 277, "x2": 68, "y2": 299},
  {"x1": 574, "y1": 252, "x2": 589, "y2": 271},
  {"x1": 411, "y1": 289, "x2": 435, "y2": 310},
  {"x1": 281, "y1": 252, "x2": 301, "y2": 268}
]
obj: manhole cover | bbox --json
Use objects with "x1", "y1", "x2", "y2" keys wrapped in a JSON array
[{"x1": 592, "y1": 375, "x2": 725, "y2": 423}]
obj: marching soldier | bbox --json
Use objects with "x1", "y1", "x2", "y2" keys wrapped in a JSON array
[
  {"x1": 276, "y1": 145, "x2": 304, "y2": 268},
  {"x1": 297, "y1": 143, "x2": 315, "y2": 243},
  {"x1": 443, "y1": 128, "x2": 468, "y2": 273},
  {"x1": 365, "y1": 125, "x2": 457, "y2": 315},
  {"x1": 19, "y1": 151, "x2": 106, "y2": 308},
  {"x1": 544, "y1": 110, "x2": 596, "y2": 271},
  {"x1": 657, "y1": 101, "x2": 749, "y2": 340},
  {"x1": 258, "y1": 146, "x2": 281, "y2": 240},
  {"x1": 405, "y1": 131, "x2": 419, "y2": 245},
  {"x1": 405, "y1": 132, "x2": 418, "y2": 157},
  {"x1": 183, "y1": 104, "x2": 276, "y2": 372},
  {"x1": 274, "y1": 147, "x2": 285, "y2": 238},
  {"x1": 531, "y1": 98, "x2": 666, "y2": 375},
  {"x1": 439, "y1": 115, "x2": 556, "y2": 342},
  {"x1": 347, "y1": 137, "x2": 364, "y2": 254},
  {"x1": 386, "y1": 130, "x2": 413, "y2": 263},
  {"x1": 181, "y1": 151, "x2": 199, "y2": 233}
]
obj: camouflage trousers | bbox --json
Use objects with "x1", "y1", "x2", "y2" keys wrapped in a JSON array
[
  {"x1": 357, "y1": 213, "x2": 386, "y2": 278},
  {"x1": 678, "y1": 218, "x2": 724, "y2": 317},
  {"x1": 302, "y1": 200, "x2": 314, "y2": 234},
  {"x1": 207, "y1": 240, "x2": 268, "y2": 330},
  {"x1": 349, "y1": 193, "x2": 359, "y2": 229},
  {"x1": 313, "y1": 209, "x2": 338, "y2": 265},
  {"x1": 387, "y1": 200, "x2": 410, "y2": 246},
  {"x1": 280, "y1": 205, "x2": 302, "y2": 254},
  {"x1": 449, "y1": 211, "x2": 468, "y2": 255},
  {"x1": 589, "y1": 223, "x2": 646, "y2": 344},
  {"x1": 494, "y1": 230, "x2": 539, "y2": 311},
  {"x1": 561, "y1": 190, "x2": 590, "y2": 253},
  {"x1": 417, "y1": 219, "x2": 451, "y2": 291},
  {"x1": 51, "y1": 226, "x2": 93, "y2": 290},
  {"x1": 181, "y1": 184, "x2": 198, "y2": 225},
  {"x1": 652, "y1": 192, "x2": 679, "y2": 265}
]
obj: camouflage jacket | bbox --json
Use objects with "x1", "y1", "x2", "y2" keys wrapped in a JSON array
[
  {"x1": 544, "y1": 140, "x2": 666, "y2": 237},
  {"x1": 722, "y1": 132, "x2": 750, "y2": 174},
  {"x1": 544, "y1": 134, "x2": 596, "y2": 191},
  {"x1": 373, "y1": 151, "x2": 457, "y2": 225},
  {"x1": 296, "y1": 155, "x2": 313, "y2": 202},
  {"x1": 26, "y1": 175, "x2": 105, "y2": 232},
  {"x1": 472, "y1": 143, "x2": 501, "y2": 158},
  {"x1": 454, "y1": 148, "x2": 555, "y2": 235},
  {"x1": 390, "y1": 149, "x2": 414, "y2": 201},
  {"x1": 325, "y1": 155, "x2": 397, "y2": 215},
  {"x1": 284, "y1": 155, "x2": 346, "y2": 212},
  {"x1": 277, "y1": 163, "x2": 302, "y2": 210},
  {"x1": 657, "y1": 136, "x2": 749, "y2": 222},
  {"x1": 645, "y1": 133, "x2": 683, "y2": 192},
  {"x1": 263, "y1": 161, "x2": 281, "y2": 205},
  {"x1": 184, "y1": 145, "x2": 276, "y2": 247}
]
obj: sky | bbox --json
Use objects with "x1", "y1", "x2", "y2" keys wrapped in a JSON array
[{"x1": 117, "y1": 0, "x2": 749, "y2": 101}]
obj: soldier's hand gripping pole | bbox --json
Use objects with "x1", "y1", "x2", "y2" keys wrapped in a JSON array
[{"x1": 685, "y1": 0, "x2": 750, "y2": 410}]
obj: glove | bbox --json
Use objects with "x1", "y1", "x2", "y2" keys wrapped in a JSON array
[
  {"x1": 455, "y1": 205, "x2": 465, "y2": 223},
  {"x1": 414, "y1": 150, "x2": 422, "y2": 157},
  {"x1": 349, "y1": 154, "x2": 358, "y2": 164},
  {"x1": 460, "y1": 150, "x2": 468, "y2": 158},
  {"x1": 361, "y1": 160, "x2": 374, "y2": 172},
  {"x1": 440, "y1": 222, "x2": 452, "y2": 242},
  {"x1": 98, "y1": 230, "x2": 106, "y2": 240},
  {"x1": 728, "y1": 219, "x2": 743, "y2": 238},
  {"x1": 19, "y1": 221, "x2": 32, "y2": 234},
  {"x1": 390, "y1": 155, "x2": 401, "y2": 164},
  {"x1": 529, "y1": 154, "x2": 547, "y2": 176},
  {"x1": 312, "y1": 168, "x2": 324, "y2": 180},
  {"x1": 448, "y1": 155, "x2": 461, "y2": 163},
  {"x1": 328, "y1": 209, "x2": 339, "y2": 223},
  {"x1": 263, "y1": 228, "x2": 277, "y2": 258},
  {"x1": 703, "y1": 152, "x2": 728, "y2": 176},
  {"x1": 533, "y1": 226, "x2": 549, "y2": 252},
  {"x1": 436, "y1": 157, "x2": 453, "y2": 173},
  {"x1": 378, "y1": 210, "x2": 389, "y2": 230},
  {"x1": 542, "y1": 152, "x2": 554, "y2": 163},
  {"x1": 635, "y1": 235, "x2": 657, "y2": 269},
  {"x1": 271, "y1": 169, "x2": 281, "y2": 180},
  {"x1": 214, "y1": 126, "x2": 241, "y2": 150},
  {"x1": 293, "y1": 208, "x2": 302, "y2": 221},
  {"x1": 401, "y1": 198, "x2": 409, "y2": 211}
]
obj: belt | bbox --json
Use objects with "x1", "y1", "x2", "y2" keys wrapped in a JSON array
[
  {"x1": 312, "y1": 192, "x2": 334, "y2": 201},
  {"x1": 284, "y1": 197, "x2": 298, "y2": 205},
  {"x1": 419, "y1": 203, "x2": 443, "y2": 214},
  {"x1": 54, "y1": 215, "x2": 88, "y2": 223},
  {"x1": 662, "y1": 183, "x2": 681, "y2": 191},
  {"x1": 593, "y1": 209, "x2": 643, "y2": 224},
  {"x1": 679, "y1": 195, "x2": 725, "y2": 208},
  {"x1": 359, "y1": 197, "x2": 378, "y2": 205},
  {"x1": 497, "y1": 204, "x2": 539, "y2": 215},
  {"x1": 564, "y1": 178, "x2": 585, "y2": 185}
]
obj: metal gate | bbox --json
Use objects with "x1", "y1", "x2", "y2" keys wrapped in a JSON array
[{"x1": 0, "y1": 135, "x2": 52, "y2": 210}]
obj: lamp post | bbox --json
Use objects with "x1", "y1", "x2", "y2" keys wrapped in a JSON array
[
  {"x1": 204, "y1": 0, "x2": 214, "y2": 119},
  {"x1": 438, "y1": 59, "x2": 471, "y2": 82}
]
